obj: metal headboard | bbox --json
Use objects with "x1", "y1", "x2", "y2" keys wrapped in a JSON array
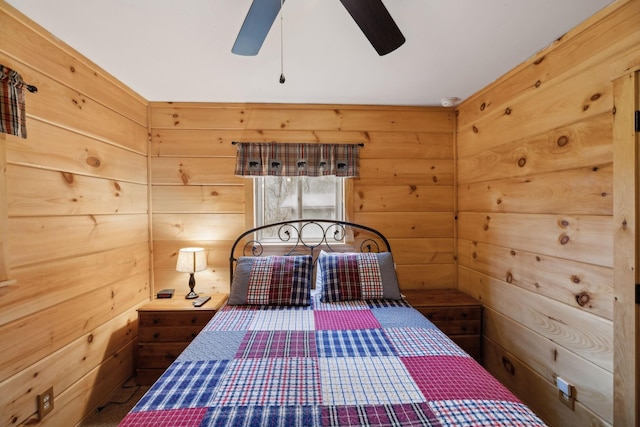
[{"x1": 229, "y1": 219, "x2": 391, "y2": 285}]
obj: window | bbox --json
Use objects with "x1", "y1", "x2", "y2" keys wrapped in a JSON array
[
  {"x1": 254, "y1": 175, "x2": 345, "y2": 242},
  {"x1": 235, "y1": 142, "x2": 358, "y2": 243}
]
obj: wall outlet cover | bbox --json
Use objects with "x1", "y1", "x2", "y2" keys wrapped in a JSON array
[{"x1": 37, "y1": 386, "x2": 54, "y2": 419}]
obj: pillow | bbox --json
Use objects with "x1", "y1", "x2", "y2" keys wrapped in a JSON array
[
  {"x1": 317, "y1": 250, "x2": 401, "y2": 302},
  {"x1": 228, "y1": 255, "x2": 313, "y2": 306}
]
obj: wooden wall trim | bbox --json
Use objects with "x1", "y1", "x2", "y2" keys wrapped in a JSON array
[
  {"x1": 0, "y1": 134, "x2": 9, "y2": 284},
  {"x1": 146, "y1": 103, "x2": 154, "y2": 301},
  {"x1": 612, "y1": 70, "x2": 640, "y2": 427}
]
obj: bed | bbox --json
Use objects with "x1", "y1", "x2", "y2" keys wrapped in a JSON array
[{"x1": 119, "y1": 220, "x2": 547, "y2": 426}]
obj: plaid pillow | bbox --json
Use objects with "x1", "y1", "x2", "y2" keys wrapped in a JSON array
[
  {"x1": 229, "y1": 255, "x2": 312, "y2": 306},
  {"x1": 319, "y1": 252, "x2": 393, "y2": 302}
]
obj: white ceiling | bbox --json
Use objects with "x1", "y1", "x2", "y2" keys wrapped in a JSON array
[{"x1": 7, "y1": 0, "x2": 613, "y2": 106}]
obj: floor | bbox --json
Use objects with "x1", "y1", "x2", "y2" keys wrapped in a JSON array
[{"x1": 78, "y1": 378, "x2": 148, "y2": 427}]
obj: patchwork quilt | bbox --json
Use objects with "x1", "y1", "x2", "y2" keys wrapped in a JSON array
[{"x1": 119, "y1": 293, "x2": 547, "y2": 426}]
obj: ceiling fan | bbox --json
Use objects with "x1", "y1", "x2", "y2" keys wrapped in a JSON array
[{"x1": 232, "y1": 0, "x2": 406, "y2": 56}]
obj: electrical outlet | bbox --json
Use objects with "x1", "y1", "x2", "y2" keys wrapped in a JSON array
[{"x1": 37, "y1": 387, "x2": 54, "y2": 419}]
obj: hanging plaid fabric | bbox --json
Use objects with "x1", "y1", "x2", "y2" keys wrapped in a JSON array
[
  {"x1": 234, "y1": 142, "x2": 360, "y2": 177},
  {"x1": 0, "y1": 65, "x2": 28, "y2": 138}
]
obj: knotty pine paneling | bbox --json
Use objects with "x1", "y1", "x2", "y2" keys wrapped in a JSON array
[
  {"x1": 458, "y1": 163, "x2": 612, "y2": 216},
  {"x1": 150, "y1": 103, "x2": 455, "y2": 296},
  {"x1": 457, "y1": 239, "x2": 613, "y2": 320},
  {"x1": 8, "y1": 164, "x2": 148, "y2": 216},
  {"x1": 482, "y1": 337, "x2": 610, "y2": 427},
  {"x1": 150, "y1": 103, "x2": 453, "y2": 133},
  {"x1": 8, "y1": 214, "x2": 149, "y2": 267},
  {"x1": 151, "y1": 129, "x2": 453, "y2": 159},
  {"x1": 456, "y1": 1, "x2": 640, "y2": 424},
  {"x1": 153, "y1": 240, "x2": 230, "y2": 270},
  {"x1": 151, "y1": 157, "x2": 242, "y2": 185},
  {"x1": 357, "y1": 158, "x2": 454, "y2": 186},
  {"x1": 457, "y1": 113, "x2": 612, "y2": 184},
  {"x1": 3, "y1": 2, "x2": 634, "y2": 427},
  {"x1": 363, "y1": 132, "x2": 453, "y2": 159},
  {"x1": 0, "y1": 243, "x2": 149, "y2": 326},
  {"x1": 457, "y1": 212, "x2": 613, "y2": 267},
  {"x1": 152, "y1": 213, "x2": 246, "y2": 242},
  {"x1": 1, "y1": 309, "x2": 138, "y2": 426},
  {"x1": 0, "y1": 53, "x2": 147, "y2": 153},
  {"x1": 484, "y1": 308, "x2": 613, "y2": 423},
  {"x1": 28, "y1": 340, "x2": 137, "y2": 426},
  {"x1": 395, "y1": 264, "x2": 456, "y2": 289},
  {"x1": 459, "y1": 267, "x2": 613, "y2": 372},
  {"x1": 152, "y1": 185, "x2": 245, "y2": 213},
  {"x1": 354, "y1": 185, "x2": 453, "y2": 213},
  {"x1": 386, "y1": 238, "x2": 454, "y2": 265},
  {"x1": 352, "y1": 212, "x2": 454, "y2": 238},
  {"x1": 457, "y1": 71, "x2": 612, "y2": 158},
  {"x1": 8, "y1": 119, "x2": 148, "y2": 183},
  {"x1": 0, "y1": 271, "x2": 148, "y2": 382},
  {"x1": 0, "y1": 3, "x2": 149, "y2": 426}
]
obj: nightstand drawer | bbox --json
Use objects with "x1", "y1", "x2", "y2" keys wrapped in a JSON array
[
  {"x1": 138, "y1": 325, "x2": 204, "y2": 342},
  {"x1": 428, "y1": 318, "x2": 481, "y2": 336},
  {"x1": 451, "y1": 335, "x2": 482, "y2": 360},
  {"x1": 135, "y1": 294, "x2": 228, "y2": 385},
  {"x1": 138, "y1": 342, "x2": 189, "y2": 368},
  {"x1": 403, "y1": 289, "x2": 483, "y2": 363},
  {"x1": 414, "y1": 306, "x2": 481, "y2": 322},
  {"x1": 139, "y1": 310, "x2": 214, "y2": 327}
]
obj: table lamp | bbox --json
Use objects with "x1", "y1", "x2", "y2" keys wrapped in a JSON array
[{"x1": 176, "y1": 247, "x2": 207, "y2": 299}]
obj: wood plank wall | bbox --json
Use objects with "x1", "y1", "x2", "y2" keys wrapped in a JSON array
[
  {"x1": 0, "y1": 2, "x2": 150, "y2": 426},
  {"x1": 149, "y1": 103, "x2": 455, "y2": 297},
  {"x1": 2, "y1": 0, "x2": 636, "y2": 426},
  {"x1": 456, "y1": 1, "x2": 640, "y2": 426}
]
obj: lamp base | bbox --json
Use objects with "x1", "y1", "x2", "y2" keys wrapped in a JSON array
[
  {"x1": 185, "y1": 291, "x2": 199, "y2": 299},
  {"x1": 185, "y1": 272, "x2": 198, "y2": 299}
]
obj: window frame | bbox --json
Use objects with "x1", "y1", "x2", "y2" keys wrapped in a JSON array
[{"x1": 248, "y1": 176, "x2": 353, "y2": 244}]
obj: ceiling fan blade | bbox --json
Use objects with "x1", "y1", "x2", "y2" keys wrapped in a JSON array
[
  {"x1": 232, "y1": 0, "x2": 285, "y2": 56},
  {"x1": 339, "y1": 0, "x2": 405, "y2": 56}
]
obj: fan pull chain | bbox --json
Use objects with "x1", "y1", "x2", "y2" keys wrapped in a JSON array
[{"x1": 279, "y1": 0, "x2": 285, "y2": 84}]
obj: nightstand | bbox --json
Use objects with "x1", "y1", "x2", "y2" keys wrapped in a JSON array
[
  {"x1": 403, "y1": 289, "x2": 482, "y2": 363},
  {"x1": 136, "y1": 293, "x2": 228, "y2": 385}
]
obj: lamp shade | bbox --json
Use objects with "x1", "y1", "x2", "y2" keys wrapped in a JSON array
[{"x1": 176, "y1": 247, "x2": 207, "y2": 273}]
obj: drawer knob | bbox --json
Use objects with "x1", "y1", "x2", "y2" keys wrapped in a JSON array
[{"x1": 153, "y1": 332, "x2": 160, "y2": 339}]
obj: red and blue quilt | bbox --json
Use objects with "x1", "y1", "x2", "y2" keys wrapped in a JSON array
[{"x1": 119, "y1": 293, "x2": 547, "y2": 426}]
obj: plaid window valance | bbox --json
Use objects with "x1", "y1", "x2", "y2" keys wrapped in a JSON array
[
  {"x1": 0, "y1": 65, "x2": 27, "y2": 138},
  {"x1": 234, "y1": 142, "x2": 360, "y2": 177}
]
